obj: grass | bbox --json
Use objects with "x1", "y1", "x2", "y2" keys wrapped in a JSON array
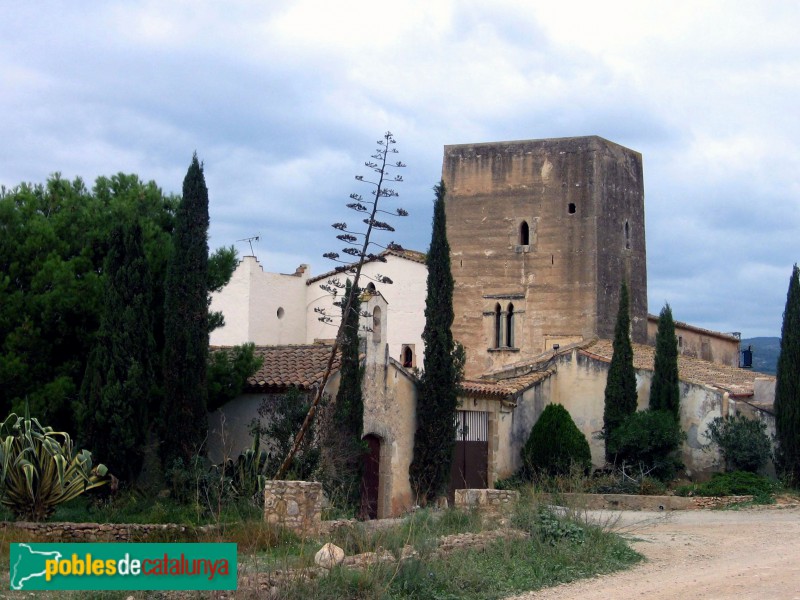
[
  {"x1": 269, "y1": 491, "x2": 641, "y2": 600},
  {"x1": 0, "y1": 486, "x2": 643, "y2": 599}
]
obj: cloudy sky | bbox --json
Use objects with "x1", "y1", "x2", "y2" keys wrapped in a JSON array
[{"x1": 1, "y1": 1, "x2": 797, "y2": 338}]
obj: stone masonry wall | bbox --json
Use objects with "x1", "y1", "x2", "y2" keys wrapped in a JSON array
[
  {"x1": 454, "y1": 488, "x2": 520, "y2": 513},
  {"x1": 264, "y1": 480, "x2": 322, "y2": 535},
  {"x1": 0, "y1": 521, "x2": 215, "y2": 542}
]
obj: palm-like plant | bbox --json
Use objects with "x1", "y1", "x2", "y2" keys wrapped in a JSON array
[{"x1": 0, "y1": 410, "x2": 109, "y2": 521}]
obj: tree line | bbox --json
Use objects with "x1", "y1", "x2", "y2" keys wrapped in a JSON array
[{"x1": 0, "y1": 163, "x2": 256, "y2": 484}]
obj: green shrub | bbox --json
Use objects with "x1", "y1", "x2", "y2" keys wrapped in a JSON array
[
  {"x1": 675, "y1": 471, "x2": 776, "y2": 499},
  {"x1": 0, "y1": 411, "x2": 109, "y2": 521},
  {"x1": 705, "y1": 414, "x2": 773, "y2": 473},
  {"x1": 522, "y1": 404, "x2": 591, "y2": 478},
  {"x1": 607, "y1": 409, "x2": 683, "y2": 481}
]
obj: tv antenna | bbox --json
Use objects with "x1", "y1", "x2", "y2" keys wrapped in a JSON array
[{"x1": 237, "y1": 235, "x2": 260, "y2": 256}]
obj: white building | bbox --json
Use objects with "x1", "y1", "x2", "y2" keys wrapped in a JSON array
[{"x1": 209, "y1": 248, "x2": 428, "y2": 368}]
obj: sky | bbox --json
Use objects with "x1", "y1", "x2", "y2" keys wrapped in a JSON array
[{"x1": 1, "y1": 1, "x2": 797, "y2": 339}]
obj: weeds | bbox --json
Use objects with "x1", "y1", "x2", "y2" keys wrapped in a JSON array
[
  {"x1": 674, "y1": 471, "x2": 777, "y2": 501},
  {"x1": 275, "y1": 489, "x2": 641, "y2": 599}
]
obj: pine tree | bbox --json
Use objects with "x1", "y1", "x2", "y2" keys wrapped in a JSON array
[
  {"x1": 77, "y1": 222, "x2": 154, "y2": 481},
  {"x1": 409, "y1": 181, "x2": 460, "y2": 504},
  {"x1": 329, "y1": 279, "x2": 364, "y2": 510},
  {"x1": 162, "y1": 154, "x2": 210, "y2": 466},
  {"x1": 603, "y1": 280, "x2": 638, "y2": 462},
  {"x1": 775, "y1": 264, "x2": 800, "y2": 484},
  {"x1": 650, "y1": 303, "x2": 680, "y2": 420}
]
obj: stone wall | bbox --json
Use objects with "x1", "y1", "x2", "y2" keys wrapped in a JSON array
[
  {"x1": 264, "y1": 480, "x2": 322, "y2": 535},
  {"x1": 0, "y1": 521, "x2": 215, "y2": 542},
  {"x1": 454, "y1": 488, "x2": 519, "y2": 513},
  {"x1": 443, "y1": 136, "x2": 647, "y2": 378}
]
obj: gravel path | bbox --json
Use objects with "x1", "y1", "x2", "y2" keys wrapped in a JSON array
[{"x1": 508, "y1": 506, "x2": 800, "y2": 600}]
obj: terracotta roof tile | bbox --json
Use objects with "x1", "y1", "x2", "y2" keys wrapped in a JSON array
[
  {"x1": 460, "y1": 368, "x2": 555, "y2": 398},
  {"x1": 212, "y1": 344, "x2": 340, "y2": 392},
  {"x1": 581, "y1": 339, "x2": 772, "y2": 396}
]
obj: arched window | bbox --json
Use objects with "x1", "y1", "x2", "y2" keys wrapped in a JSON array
[
  {"x1": 402, "y1": 346, "x2": 413, "y2": 368},
  {"x1": 494, "y1": 303, "x2": 502, "y2": 348},
  {"x1": 366, "y1": 282, "x2": 376, "y2": 292},
  {"x1": 372, "y1": 306, "x2": 382, "y2": 343},
  {"x1": 519, "y1": 221, "x2": 529, "y2": 245},
  {"x1": 624, "y1": 220, "x2": 631, "y2": 249},
  {"x1": 506, "y1": 303, "x2": 514, "y2": 348}
]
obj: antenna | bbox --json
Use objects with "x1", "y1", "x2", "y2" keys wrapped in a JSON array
[{"x1": 237, "y1": 235, "x2": 260, "y2": 256}]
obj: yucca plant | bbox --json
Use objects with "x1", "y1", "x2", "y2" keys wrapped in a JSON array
[{"x1": 0, "y1": 410, "x2": 109, "y2": 521}]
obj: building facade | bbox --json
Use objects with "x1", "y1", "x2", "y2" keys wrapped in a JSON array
[{"x1": 442, "y1": 136, "x2": 648, "y2": 378}]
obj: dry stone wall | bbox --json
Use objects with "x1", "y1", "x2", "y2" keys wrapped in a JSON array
[
  {"x1": 0, "y1": 521, "x2": 215, "y2": 542},
  {"x1": 264, "y1": 480, "x2": 322, "y2": 535}
]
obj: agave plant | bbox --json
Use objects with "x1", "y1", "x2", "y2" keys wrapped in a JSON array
[
  {"x1": 231, "y1": 433, "x2": 269, "y2": 502},
  {"x1": 0, "y1": 410, "x2": 109, "y2": 521}
]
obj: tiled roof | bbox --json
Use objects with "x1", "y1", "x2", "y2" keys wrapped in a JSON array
[
  {"x1": 212, "y1": 344, "x2": 340, "y2": 392},
  {"x1": 306, "y1": 248, "x2": 426, "y2": 285},
  {"x1": 460, "y1": 368, "x2": 556, "y2": 398},
  {"x1": 646, "y1": 314, "x2": 740, "y2": 341},
  {"x1": 581, "y1": 339, "x2": 772, "y2": 397}
]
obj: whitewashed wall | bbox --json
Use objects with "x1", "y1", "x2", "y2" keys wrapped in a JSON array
[
  {"x1": 209, "y1": 256, "x2": 308, "y2": 346},
  {"x1": 305, "y1": 255, "x2": 427, "y2": 367}
]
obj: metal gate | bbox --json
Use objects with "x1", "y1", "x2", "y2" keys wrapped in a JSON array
[
  {"x1": 360, "y1": 434, "x2": 381, "y2": 519},
  {"x1": 449, "y1": 411, "x2": 488, "y2": 502}
]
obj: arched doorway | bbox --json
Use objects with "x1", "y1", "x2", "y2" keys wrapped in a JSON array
[{"x1": 360, "y1": 434, "x2": 382, "y2": 519}]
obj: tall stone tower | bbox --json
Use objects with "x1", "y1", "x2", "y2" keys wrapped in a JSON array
[{"x1": 442, "y1": 136, "x2": 647, "y2": 378}]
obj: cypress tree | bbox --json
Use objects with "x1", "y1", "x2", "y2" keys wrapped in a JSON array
[
  {"x1": 78, "y1": 222, "x2": 154, "y2": 482},
  {"x1": 162, "y1": 154, "x2": 210, "y2": 466},
  {"x1": 603, "y1": 280, "x2": 638, "y2": 461},
  {"x1": 410, "y1": 181, "x2": 460, "y2": 504},
  {"x1": 330, "y1": 279, "x2": 364, "y2": 510},
  {"x1": 650, "y1": 303, "x2": 680, "y2": 420},
  {"x1": 775, "y1": 264, "x2": 800, "y2": 484}
]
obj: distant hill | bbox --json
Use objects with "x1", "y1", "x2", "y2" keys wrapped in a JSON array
[{"x1": 740, "y1": 337, "x2": 780, "y2": 375}]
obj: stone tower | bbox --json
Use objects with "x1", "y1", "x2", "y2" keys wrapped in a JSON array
[{"x1": 442, "y1": 136, "x2": 647, "y2": 378}]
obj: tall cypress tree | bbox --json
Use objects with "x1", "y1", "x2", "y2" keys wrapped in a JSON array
[
  {"x1": 330, "y1": 279, "x2": 364, "y2": 510},
  {"x1": 77, "y1": 222, "x2": 154, "y2": 481},
  {"x1": 162, "y1": 154, "x2": 210, "y2": 466},
  {"x1": 410, "y1": 181, "x2": 460, "y2": 504},
  {"x1": 775, "y1": 264, "x2": 800, "y2": 484},
  {"x1": 603, "y1": 280, "x2": 638, "y2": 461},
  {"x1": 650, "y1": 303, "x2": 680, "y2": 420}
]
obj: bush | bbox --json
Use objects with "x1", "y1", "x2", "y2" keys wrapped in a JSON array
[
  {"x1": 675, "y1": 471, "x2": 776, "y2": 500},
  {"x1": 0, "y1": 411, "x2": 109, "y2": 521},
  {"x1": 522, "y1": 404, "x2": 591, "y2": 478},
  {"x1": 607, "y1": 409, "x2": 683, "y2": 481},
  {"x1": 705, "y1": 414, "x2": 772, "y2": 473}
]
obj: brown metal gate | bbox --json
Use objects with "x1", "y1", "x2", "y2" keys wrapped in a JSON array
[
  {"x1": 449, "y1": 411, "x2": 488, "y2": 502},
  {"x1": 360, "y1": 434, "x2": 381, "y2": 519}
]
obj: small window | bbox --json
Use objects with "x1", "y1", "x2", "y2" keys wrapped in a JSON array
[
  {"x1": 506, "y1": 303, "x2": 514, "y2": 347},
  {"x1": 678, "y1": 335, "x2": 683, "y2": 348},
  {"x1": 277, "y1": 307, "x2": 285, "y2": 319},
  {"x1": 519, "y1": 221, "x2": 530, "y2": 245},
  {"x1": 568, "y1": 203, "x2": 576, "y2": 214},
  {"x1": 494, "y1": 304, "x2": 502, "y2": 348},
  {"x1": 624, "y1": 221, "x2": 631, "y2": 249},
  {"x1": 372, "y1": 306, "x2": 382, "y2": 343},
  {"x1": 402, "y1": 346, "x2": 414, "y2": 368},
  {"x1": 366, "y1": 282, "x2": 376, "y2": 292}
]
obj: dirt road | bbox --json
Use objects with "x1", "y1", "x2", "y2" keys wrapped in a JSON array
[{"x1": 509, "y1": 506, "x2": 800, "y2": 600}]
